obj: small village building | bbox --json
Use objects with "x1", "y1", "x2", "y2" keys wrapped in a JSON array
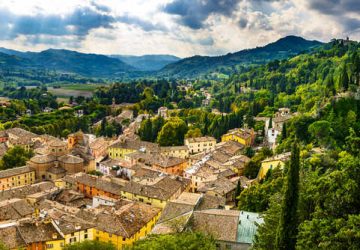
[
  {"x1": 160, "y1": 145, "x2": 189, "y2": 159},
  {"x1": 126, "y1": 152, "x2": 188, "y2": 176},
  {"x1": 0, "y1": 166, "x2": 35, "y2": 191},
  {"x1": 257, "y1": 152, "x2": 291, "y2": 181},
  {"x1": 221, "y1": 128, "x2": 255, "y2": 146},
  {"x1": 121, "y1": 176, "x2": 191, "y2": 208},
  {"x1": 184, "y1": 136, "x2": 216, "y2": 154},
  {"x1": 108, "y1": 139, "x2": 159, "y2": 160}
]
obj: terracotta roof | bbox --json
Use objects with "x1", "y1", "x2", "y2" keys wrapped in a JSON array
[
  {"x1": 128, "y1": 152, "x2": 187, "y2": 168},
  {"x1": 58, "y1": 154, "x2": 84, "y2": 164},
  {"x1": 17, "y1": 222, "x2": 63, "y2": 243},
  {"x1": 196, "y1": 194, "x2": 226, "y2": 211},
  {"x1": 0, "y1": 182, "x2": 55, "y2": 202},
  {"x1": 29, "y1": 154, "x2": 56, "y2": 164},
  {"x1": 0, "y1": 198, "x2": 34, "y2": 221},
  {"x1": 89, "y1": 137, "x2": 108, "y2": 150},
  {"x1": 0, "y1": 166, "x2": 34, "y2": 179},
  {"x1": 185, "y1": 136, "x2": 216, "y2": 143},
  {"x1": 216, "y1": 140, "x2": 245, "y2": 155},
  {"x1": 121, "y1": 176, "x2": 185, "y2": 201},
  {"x1": 110, "y1": 139, "x2": 159, "y2": 152},
  {"x1": 192, "y1": 209, "x2": 240, "y2": 242},
  {"x1": 88, "y1": 203, "x2": 160, "y2": 238},
  {"x1": 51, "y1": 212, "x2": 94, "y2": 235},
  {"x1": 74, "y1": 174, "x2": 123, "y2": 196},
  {"x1": 198, "y1": 177, "x2": 236, "y2": 196}
]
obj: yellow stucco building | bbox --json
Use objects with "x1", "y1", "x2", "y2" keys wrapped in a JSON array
[
  {"x1": 160, "y1": 145, "x2": 189, "y2": 159},
  {"x1": 0, "y1": 166, "x2": 35, "y2": 191},
  {"x1": 108, "y1": 139, "x2": 159, "y2": 160},
  {"x1": 92, "y1": 203, "x2": 161, "y2": 249},
  {"x1": 221, "y1": 128, "x2": 255, "y2": 146},
  {"x1": 257, "y1": 152, "x2": 291, "y2": 181}
]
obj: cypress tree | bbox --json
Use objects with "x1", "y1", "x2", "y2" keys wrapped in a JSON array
[
  {"x1": 100, "y1": 118, "x2": 107, "y2": 136},
  {"x1": 141, "y1": 118, "x2": 153, "y2": 142},
  {"x1": 281, "y1": 123, "x2": 287, "y2": 141},
  {"x1": 268, "y1": 117, "x2": 273, "y2": 129},
  {"x1": 341, "y1": 64, "x2": 349, "y2": 91},
  {"x1": 235, "y1": 180, "x2": 242, "y2": 207},
  {"x1": 275, "y1": 142, "x2": 300, "y2": 250}
]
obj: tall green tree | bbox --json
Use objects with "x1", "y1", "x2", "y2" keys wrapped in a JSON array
[
  {"x1": 139, "y1": 118, "x2": 153, "y2": 142},
  {"x1": 275, "y1": 142, "x2": 300, "y2": 250},
  {"x1": 234, "y1": 180, "x2": 242, "y2": 207},
  {"x1": 157, "y1": 117, "x2": 188, "y2": 146},
  {"x1": 340, "y1": 64, "x2": 349, "y2": 91}
]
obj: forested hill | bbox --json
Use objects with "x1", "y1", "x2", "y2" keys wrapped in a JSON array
[
  {"x1": 157, "y1": 36, "x2": 322, "y2": 79},
  {"x1": 0, "y1": 48, "x2": 135, "y2": 77}
]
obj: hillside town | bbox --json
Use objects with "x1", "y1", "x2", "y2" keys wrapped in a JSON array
[{"x1": 0, "y1": 104, "x2": 298, "y2": 250}]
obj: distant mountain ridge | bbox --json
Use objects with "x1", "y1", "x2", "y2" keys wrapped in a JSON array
[
  {"x1": 0, "y1": 36, "x2": 323, "y2": 79},
  {"x1": 111, "y1": 54, "x2": 180, "y2": 71},
  {"x1": 0, "y1": 48, "x2": 134, "y2": 77},
  {"x1": 157, "y1": 36, "x2": 323, "y2": 78}
]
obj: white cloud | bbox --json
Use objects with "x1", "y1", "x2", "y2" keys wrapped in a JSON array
[{"x1": 0, "y1": 0, "x2": 358, "y2": 57}]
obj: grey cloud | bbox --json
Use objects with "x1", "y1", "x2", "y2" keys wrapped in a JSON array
[
  {"x1": 90, "y1": 0, "x2": 112, "y2": 13},
  {"x1": 239, "y1": 18, "x2": 248, "y2": 28},
  {"x1": 163, "y1": 0, "x2": 241, "y2": 29},
  {"x1": 117, "y1": 14, "x2": 167, "y2": 32},
  {"x1": 0, "y1": 6, "x2": 116, "y2": 40},
  {"x1": 306, "y1": 0, "x2": 360, "y2": 32},
  {"x1": 307, "y1": 0, "x2": 360, "y2": 15},
  {"x1": 198, "y1": 36, "x2": 214, "y2": 46}
]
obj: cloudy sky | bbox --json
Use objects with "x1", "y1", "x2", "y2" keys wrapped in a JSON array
[{"x1": 0, "y1": 0, "x2": 359, "y2": 57}]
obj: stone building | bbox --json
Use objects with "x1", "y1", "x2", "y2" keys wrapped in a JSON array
[{"x1": 28, "y1": 140, "x2": 85, "y2": 181}]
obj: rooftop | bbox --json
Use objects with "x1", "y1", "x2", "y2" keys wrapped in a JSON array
[
  {"x1": 121, "y1": 176, "x2": 186, "y2": 201},
  {"x1": 17, "y1": 222, "x2": 63, "y2": 243},
  {"x1": 185, "y1": 136, "x2": 216, "y2": 143},
  {"x1": 192, "y1": 209, "x2": 240, "y2": 242},
  {"x1": 0, "y1": 166, "x2": 34, "y2": 179},
  {"x1": 73, "y1": 173, "x2": 123, "y2": 196},
  {"x1": 110, "y1": 139, "x2": 159, "y2": 152},
  {"x1": 128, "y1": 152, "x2": 187, "y2": 168}
]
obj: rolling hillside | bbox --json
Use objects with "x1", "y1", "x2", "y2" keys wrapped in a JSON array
[{"x1": 157, "y1": 36, "x2": 323, "y2": 78}]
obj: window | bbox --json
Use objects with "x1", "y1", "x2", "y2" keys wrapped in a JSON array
[
  {"x1": 46, "y1": 244, "x2": 54, "y2": 249},
  {"x1": 84, "y1": 234, "x2": 88, "y2": 239}
]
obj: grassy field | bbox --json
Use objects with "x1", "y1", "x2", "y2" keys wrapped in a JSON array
[
  {"x1": 47, "y1": 84, "x2": 103, "y2": 98},
  {"x1": 59, "y1": 84, "x2": 101, "y2": 91}
]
